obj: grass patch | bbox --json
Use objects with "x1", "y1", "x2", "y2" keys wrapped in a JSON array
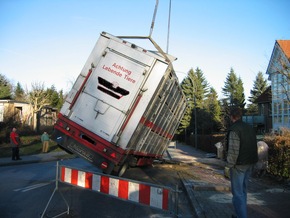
[{"x1": 0, "y1": 135, "x2": 62, "y2": 158}]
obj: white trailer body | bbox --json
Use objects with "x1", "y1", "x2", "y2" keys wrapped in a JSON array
[{"x1": 52, "y1": 32, "x2": 186, "y2": 175}]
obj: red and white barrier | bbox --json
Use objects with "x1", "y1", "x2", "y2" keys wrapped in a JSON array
[{"x1": 60, "y1": 166, "x2": 170, "y2": 211}]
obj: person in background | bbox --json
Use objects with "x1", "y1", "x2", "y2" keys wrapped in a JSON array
[
  {"x1": 10, "y1": 127, "x2": 22, "y2": 160},
  {"x1": 41, "y1": 131, "x2": 50, "y2": 153},
  {"x1": 226, "y1": 107, "x2": 258, "y2": 218}
]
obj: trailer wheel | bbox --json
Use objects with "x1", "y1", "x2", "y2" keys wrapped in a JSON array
[{"x1": 113, "y1": 162, "x2": 128, "y2": 177}]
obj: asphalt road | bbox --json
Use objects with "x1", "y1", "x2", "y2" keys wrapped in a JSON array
[{"x1": 0, "y1": 157, "x2": 194, "y2": 218}]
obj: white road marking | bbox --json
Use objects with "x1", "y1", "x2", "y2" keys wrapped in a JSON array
[{"x1": 14, "y1": 182, "x2": 53, "y2": 192}]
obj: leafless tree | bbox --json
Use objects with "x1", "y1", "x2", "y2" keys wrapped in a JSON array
[{"x1": 28, "y1": 82, "x2": 50, "y2": 132}]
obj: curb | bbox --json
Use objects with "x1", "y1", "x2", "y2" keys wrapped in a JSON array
[
  {"x1": 179, "y1": 173, "x2": 206, "y2": 218},
  {"x1": 191, "y1": 180, "x2": 231, "y2": 192}
]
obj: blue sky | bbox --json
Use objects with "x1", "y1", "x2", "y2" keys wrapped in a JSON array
[{"x1": 1, "y1": 0, "x2": 290, "y2": 103}]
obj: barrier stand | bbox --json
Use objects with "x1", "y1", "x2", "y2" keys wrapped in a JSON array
[
  {"x1": 41, "y1": 161, "x2": 70, "y2": 218},
  {"x1": 175, "y1": 184, "x2": 179, "y2": 217},
  {"x1": 41, "y1": 162, "x2": 182, "y2": 217},
  {"x1": 60, "y1": 165, "x2": 179, "y2": 215}
]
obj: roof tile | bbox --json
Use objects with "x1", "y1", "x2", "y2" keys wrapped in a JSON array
[{"x1": 277, "y1": 40, "x2": 290, "y2": 60}]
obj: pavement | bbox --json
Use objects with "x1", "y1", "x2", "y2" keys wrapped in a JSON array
[
  {"x1": 0, "y1": 150, "x2": 74, "y2": 166},
  {"x1": 166, "y1": 143, "x2": 290, "y2": 218},
  {"x1": 1, "y1": 143, "x2": 290, "y2": 218}
]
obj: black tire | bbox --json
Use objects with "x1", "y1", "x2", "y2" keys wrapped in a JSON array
[{"x1": 112, "y1": 162, "x2": 128, "y2": 177}]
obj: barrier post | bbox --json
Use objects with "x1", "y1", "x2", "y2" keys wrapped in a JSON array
[
  {"x1": 174, "y1": 184, "x2": 180, "y2": 218},
  {"x1": 41, "y1": 161, "x2": 70, "y2": 218}
]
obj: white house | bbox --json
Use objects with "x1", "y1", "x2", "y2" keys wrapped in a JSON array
[
  {"x1": 0, "y1": 100, "x2": 32, "y2": 125},
  {"x1": 266, "y1": 40, "x2": 290, "y2": 130},
  {"x1": 0, "y1": 100, "x2": 57, "y2": 127}
]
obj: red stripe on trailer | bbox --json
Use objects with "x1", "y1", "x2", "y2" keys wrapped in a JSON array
[
  {"x1": 140, "y1": 116, "x2": 173, "y2": 139},
  {"x1": 69, "y1": 68, "x2": 92, "y2": 110},
  {"x1": 162, "y1": 189, "x2": 169, "y2": 210},
  {"x1": 118, "y1": 180, "x2": 129, "y2": 200},
  {"x1": 139, "y1": 184, "x2": 150, "y2": 205},
  {"x1": 71, "y1": 169, "x2": 78, "y2": 185},
  {"x1": 120, "y1": 94, "x2": 142, "y2": 132},
  {"x1": 101, "y1": 176, "x2": 109, "y2": 194}
]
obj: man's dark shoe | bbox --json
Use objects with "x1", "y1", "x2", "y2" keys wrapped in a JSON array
[{"x1": 16, "y1": 158, "x2": 22, "y2": 160}]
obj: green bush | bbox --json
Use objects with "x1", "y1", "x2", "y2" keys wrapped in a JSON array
[{"x1": 264, "y1": 128, "x2": 290, "y2": 180}]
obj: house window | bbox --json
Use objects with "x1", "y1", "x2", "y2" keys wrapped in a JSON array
[
  {"x1": 284, "y1": 101, "x2": 289, "y2": 115},
  {"x1": 272, "y1": 74, "x2": 278, "y2": 100},
  {"x1": 284, "y1": 116, "x2": 289, "y2": 124},
  {"x1": 278, "y1": 115, "x2": 282, "y2": 123},
  {"x1": 278, "y1": 103, "x2": 282, "y2": 115},
  {"x1": 273, "y1": 102, "x2": 277, "y2": 115}
]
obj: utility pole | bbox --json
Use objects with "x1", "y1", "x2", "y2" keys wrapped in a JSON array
[{"x1": 194, "y1": 96, "x2": 197, "y2": 149}]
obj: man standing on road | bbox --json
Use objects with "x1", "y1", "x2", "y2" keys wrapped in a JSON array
[
  {"x1": 10, "y1": 127, "x2": 22, "y2": 160},
  {"x1": 227, "y1": 107, "x2": 258, "y2": 218}
]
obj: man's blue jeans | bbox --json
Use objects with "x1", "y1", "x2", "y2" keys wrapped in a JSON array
[{"x1": 230, "y1": 164, "x2": 254, "y2": 218}]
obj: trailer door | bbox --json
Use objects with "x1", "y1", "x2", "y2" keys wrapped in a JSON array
[{"x1": 69, "y1": 47, "x2": 152, "y2": 142}]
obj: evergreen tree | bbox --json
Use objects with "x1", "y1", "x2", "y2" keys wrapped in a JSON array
[
  {"x1": 0, "y1": 74, "x2": 13, "y2": 99},
  {"x1": 177, "y1": 68, "x2": 209, "y2": 136},
  {"x1": 222, "y1": 68, "x2": 245, "y2": 108},
  {"x1": 181, "y1": 68, "x2": 209, "y2": 107},
  {"x1": 177, "y1": 69, "x2": 195, "y2": 135},
  {"x1": 249, "y1": 72, "x2": 268, "y2": 103},
  {"x1": 56, "y1": 90, "x2": 65, "y2": 111},
  {"x1": 176, "y1": 104, "x2": 191, "y2": 135},
  {"x1": 204, "y1": 87, "x2": 222, "y2": 132},
  {"x1": 247, "y1": 71, "x2": 268, "y2": 114},
  {"x1": 235, "y1": 77, "x2": 246, "y2": 107},
  {"x1": 220, "y1": 98, "x2": 231, "y2": 130},
  {"x1": 46, "y1": 85, "x2": 65, "y2": 110},
  {"x1": 46, "y1": 85, "x2": 59, "y2": 107},
  {"x1": 14, "y1": 82, "x2": 25, "y2": 101},
  {"x1": 222, "y1": 68, "x2": 237, "y2": 102}
]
